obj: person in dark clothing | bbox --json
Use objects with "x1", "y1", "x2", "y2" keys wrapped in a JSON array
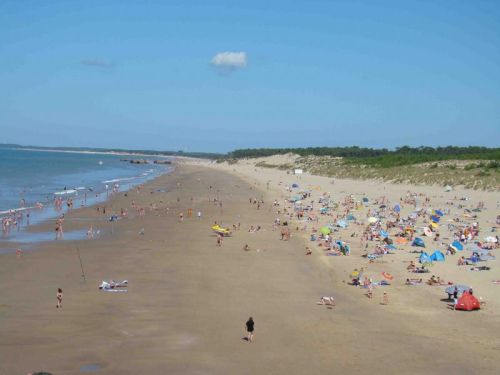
[{"x1": 246, "y1": 317, "x2": 254, "y2": 343}]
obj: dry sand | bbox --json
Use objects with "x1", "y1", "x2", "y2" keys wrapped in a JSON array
[{"x1": 1, "y1": 163, "x2": 499, "y2": 374}]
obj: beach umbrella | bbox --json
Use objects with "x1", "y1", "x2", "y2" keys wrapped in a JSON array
[
  {"x1": 368, "y1": 217, "x2": 378, "y2": 224},
  {"x1": 450, "y1": 241, "x2": 464, "y2": 251},
  {"x1": 362, "y1": 197, "x2": 369, "y2": 203},
  {"x1": 430, "y1": 222, "x2": 439, "y2": 229},
  {"x1": 434, "y1": 209, "x2": 444, "y2": 216},
  {"x1": 393, "y1": 204, "x2": 401, "y2": 213},
  {"x1": 430, "y1": 215, "x2": 440, "y2": 223},
  {"x1": 346, "y1": 214, "x2": 356, "y2": 221},
  {"x1": 445, "y1": 285, "x2": 470, "y2": 295},
  {"x1": 379, "y1": 230, "x2": 389, "y2": 238},
  {"x1": 292, "y1": 183, "x2": 299, "y2": 188},
  {"x1": 320, "y1": 226, "x2": 331, "y2": 235},
  {"x1": 381, "y1": 272, "x2": 394, "y2": 281},
  {"x1": 423, "y1": 227, "x2": 432, "y2": 237}
]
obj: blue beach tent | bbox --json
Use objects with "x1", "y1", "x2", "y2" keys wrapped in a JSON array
[
  {"x1": 451, "y1": 241, "x2": 464, "y2": 251},
  {"x1": 430, "y1": 215, "x2": 440, "y2": 223},
  {"x1": 430, "y1": 250, "x2": 445, "y2": 261},
  {"x1": 412, "y1": 237, "x2": 426, "y2": 248},
  {"x1": 434, "y1": 209, "x2": 444, "y2": 216},
  {"x1": 419, "y1": 252, "x2": 431, "y2": 263}
]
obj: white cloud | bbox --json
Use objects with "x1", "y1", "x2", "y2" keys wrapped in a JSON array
[{"x1": 211, "y1": 52, "x2": 247, "y2": 74}]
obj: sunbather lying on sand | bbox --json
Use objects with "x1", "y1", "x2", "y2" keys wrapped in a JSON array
[
  {"x1": 405, "y1": 278, "x2": 423, "y2": 285},
  {"x1": 470, "y1": 266, "x2": 491, "y2": 271},
  {"x1": 318, "y1": 296, "x2": 335, "y2": 305},
  {"x1": 99, "y1": 280, "x2": 128, "y2": 289}
]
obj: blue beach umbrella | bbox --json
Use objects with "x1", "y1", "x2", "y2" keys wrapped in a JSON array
[
  {"x1": 451, "y1": 241, "x2": 464, "y2": 251},
  {"x1": 394, "y1": 204, "x2": 401, "y2": 213},
  {"x1": 434, "y1": 209, "x2": 444, "y2": 216},
  {"x1": 430, "y1": 215, "x2": 440, "y2": 223}
]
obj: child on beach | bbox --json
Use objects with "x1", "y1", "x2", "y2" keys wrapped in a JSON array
[{"x1": 56, "y1": 288, "x2": 63, "y2": 308}]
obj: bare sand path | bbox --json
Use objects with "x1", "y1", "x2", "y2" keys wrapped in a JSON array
[{"x1": 1, "y1": 165, "x2": 499, "y2": 374}]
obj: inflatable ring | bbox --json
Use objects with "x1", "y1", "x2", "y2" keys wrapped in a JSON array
[{"x1": 381, "y1": 272, "x2": 394, "y2": 280}]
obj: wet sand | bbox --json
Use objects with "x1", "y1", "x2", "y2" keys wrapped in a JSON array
[{"x1": 1, "y1": 164, "x2": 499, "y2": 374}]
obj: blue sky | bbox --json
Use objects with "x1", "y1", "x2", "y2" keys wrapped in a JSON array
[{"x1": 1, "y1": 0, "x2": 499, "y2": 152}]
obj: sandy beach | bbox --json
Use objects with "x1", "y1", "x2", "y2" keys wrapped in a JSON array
[{"x1": 1, "y1": 162, "x2": 499, "y2": 375}]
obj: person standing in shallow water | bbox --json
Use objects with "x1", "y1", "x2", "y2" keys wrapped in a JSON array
[{"x1": 246, "y1": 317, "x2": 254, "y2": 342}]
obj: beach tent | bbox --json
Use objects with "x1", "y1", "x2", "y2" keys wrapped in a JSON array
[
  {"x1": 362, "y1": 197, "x2": 369, "y2": 203},
  {"x1": 292, "y1": 183, "x2": 299, "y2": 188},
  {"x1": 412, "y1": 237, "x2": 426, "y2": 248},
  {"x1": 455, "y1": 292, "x2": 480, "y2": 311},
  {"x1": 393, "y1": 204, "x2": 401, "y2": 213},
  {"x1": 451, "y1": 241, "x2": 464, "y2": 251},
  {"x1": 419, "y1": 252, "x2": 431, "y2": 263},
  {"x1": 430, "y1": 250, "x2": 445, "y2": 262},
  {"x1": 336, "y1": 220, "x2": 348, "y2": 228},
  {"x1": 434, "y1": 209, "x2": 444, "y2": 216},
  {"x1": 445, "y1": 185, "x2": 453, "y2": 192},
  {"x1": 368, "y1": 217, "x2": 378, "y2": 224},
  {"x1": 346, "y1": 214, "x2": 356, "y2": 221}
]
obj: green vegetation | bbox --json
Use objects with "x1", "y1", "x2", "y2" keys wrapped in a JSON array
[{"x1": 229, "y1": 146, "x2": 500, "y2": 168}]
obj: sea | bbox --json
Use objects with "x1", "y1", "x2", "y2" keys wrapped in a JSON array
[{"x1": 0, "y1": 148, "x2": 172, "y2": 243}]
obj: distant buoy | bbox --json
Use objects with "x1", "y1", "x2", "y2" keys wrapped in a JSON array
[{"x1": 99, "y1": 161, "x2": 103, "y2": 165}]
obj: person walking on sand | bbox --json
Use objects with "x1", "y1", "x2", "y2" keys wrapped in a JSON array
[
  {"x1": 56, "y1": 288, "x2": 63, "y2": 308},
  {"x1": 246, "y1": 317, "x2": 254, "y2": 342},
  {"x1": 382, "y1": 291, "x2": 389, "y2": 305}
]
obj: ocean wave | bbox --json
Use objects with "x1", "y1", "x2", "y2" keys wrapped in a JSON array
[
  {"x1": 54, "y1": 189, "x2": 78, "y2": 196},
  {"x1": 101, "y1": 177, "x2": 136, "y2": 184},
  {"x1": 0, "y1": 206, "x2": 34, "y2": 215}
]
